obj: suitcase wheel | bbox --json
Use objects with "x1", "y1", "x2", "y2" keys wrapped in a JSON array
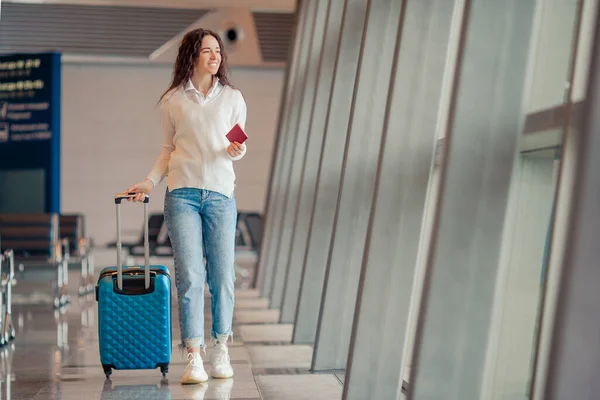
[
  {"x1": 159, "y1": 363, "x2": 169, "y2": 377},
  {"x1": 102, "y1": 364, "x2": 112, "y2": 379}
]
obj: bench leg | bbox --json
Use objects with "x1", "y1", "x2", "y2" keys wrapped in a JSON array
[
  {"x1": 4, "y1": 280, "x2": 14, "y2": 342},
  {"x1": 87, "y1": 255, "x2": 95, "y2": 294},
  {"x1": 2, "y1": 289, "x2": 12, "y2": 344},
  {"x1": 54, "y1": 264, "x2": 60, "y2": 309},
  {"x1": 4, "y1": 253, "x2": 14, "y2": 342},
  {"x1": 78, "y1": 258, "x2": 87, "y2": 296},
  {"x1": 54, "y1": 262, "x2": 63, "y2": 309},
  {"x1": 62, "y1": 260, "x2": 69, "y2": 305},
  {"x1": 0, "y1": 285, "x2": 5, "y2": 347}
]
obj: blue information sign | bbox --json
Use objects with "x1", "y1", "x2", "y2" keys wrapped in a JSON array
[{"x1": 0, "y1": 52, "x2": 61, "y2": 213}]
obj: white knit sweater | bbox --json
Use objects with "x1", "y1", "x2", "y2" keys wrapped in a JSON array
[{"x1": 146, "y1": 79, "x2": 247, "y2": 198}]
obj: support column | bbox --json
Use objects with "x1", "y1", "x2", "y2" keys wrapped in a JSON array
[
  {"x1": 342, "y1": 1, "x2": 455, "y2": 399},
  {"x1": 278, "y1": 0, "x2": 348, "y2": 323},
  {"x1": 531, "y1": 1, "x2": 598, "y2": 398},
  {"x1": 254, "y1": 0, "x2": 305, "y2": 292},
  {"x1": 269, "y1": 0, "x2": 332, "y2": 310},
  {"x1": 311, "y1": 0, "x2": 405, "y2": 371},
  {"x1": 291, "y1": 0, "x2": 370, "y2": 343},
  {"x1": 543, "y1": 3, "x2": 600, "y2": 398},
  {"x1": 257, "y1": 0, "x2": 317, "y2": 298},
  {"x1": 408, "y1": 0, "x2": 536, "y2": 398}
]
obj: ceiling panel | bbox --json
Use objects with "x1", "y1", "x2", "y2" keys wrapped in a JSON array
[
  {"x1": 0, "y1": 3, "x2": 296, "y2": 63},
  {"x1": 252, "y1": 12, "x2": 296, "y2": 62},
  {"x1": 0, "y1": 3, "x2": 207, "y2": 57}
]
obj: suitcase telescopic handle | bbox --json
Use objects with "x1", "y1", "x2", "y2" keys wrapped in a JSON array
[
  {"x1": 115, "y1": 192, "x2": 150, "y2": 204},
  {"x1": 113, "y1": 192, "x2": 150, "y2": 291}
]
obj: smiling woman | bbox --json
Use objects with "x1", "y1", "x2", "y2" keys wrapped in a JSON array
[{"x1": 124, "y1": 28, "x2": 248, "y2": 386}]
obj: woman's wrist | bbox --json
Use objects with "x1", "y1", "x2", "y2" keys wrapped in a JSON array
[{"x1": 144, "y1": 177, "x2": 155, "y2": 188}]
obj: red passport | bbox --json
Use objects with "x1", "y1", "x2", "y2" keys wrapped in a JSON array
[{"x1": 226, "y1": 123, "x2": 248, "y2": 144}]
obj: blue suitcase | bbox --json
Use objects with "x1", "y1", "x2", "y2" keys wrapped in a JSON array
[{"x1": 96, "y1": 193, "x2": 172, "y2": 378}]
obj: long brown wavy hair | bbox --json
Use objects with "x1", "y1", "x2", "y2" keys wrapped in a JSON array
[{"x1": 159, "y1": 28, "x2": 233, "y2": 103}]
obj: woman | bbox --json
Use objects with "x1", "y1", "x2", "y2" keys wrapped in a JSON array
[{"x1": 126, "y1": 28, "x2": 246, "y2": 385}]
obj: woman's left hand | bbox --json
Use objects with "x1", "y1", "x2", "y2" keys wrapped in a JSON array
[{"x1": 227, "y1": 141, "x2": 244, "y2": 158}]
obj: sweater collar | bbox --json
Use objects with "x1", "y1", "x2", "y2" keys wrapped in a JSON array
[{"x1": 184, "y1": 77, "x2": 221, "y2": 100}]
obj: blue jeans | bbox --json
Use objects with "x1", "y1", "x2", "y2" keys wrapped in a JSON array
[{"x1": 164, "y1": 188, "x2": 237, "y2": 350}]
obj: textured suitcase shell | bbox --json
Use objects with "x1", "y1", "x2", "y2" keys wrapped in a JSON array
[{"x1": 97, "y1": 265, "x2": 172, "y2": 374}]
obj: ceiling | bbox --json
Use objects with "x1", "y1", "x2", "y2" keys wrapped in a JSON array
[
  {"x1": 1, "y1": 0, "x2": 297, "y2": 12},
  {"x1": 0, "y1": 0, "x2": 297, "y2": 66}
]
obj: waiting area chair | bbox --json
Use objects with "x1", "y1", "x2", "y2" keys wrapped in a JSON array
[
  {"x1": 0, "y1": 212, "x2": 95, "y2": 308},
  {"x1": 59, "y1": 214, "x2": 95, "y2": 296},
  {"x1": 110, "y1": 211, "x2": 264, "y2": 287},
  {"x1": 107, "y1": 213, "x2": 165, "y2": 256}
]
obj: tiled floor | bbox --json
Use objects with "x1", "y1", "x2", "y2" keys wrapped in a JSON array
[
  {"x1": 237, "y1": 324, "x2": 293, "y2": 344},
  {"x1": 256, "y1": 376, "x2": 343, "y2": 400},
  {"x1": 4, "y1": 249, "x2": 344, "y2": 399},
  {"x1": 234, "y1": 310, "x2": 281, "y2": 325}
]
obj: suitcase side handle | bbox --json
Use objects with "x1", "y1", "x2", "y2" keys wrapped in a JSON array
[{"x1": 114, "y1": 192, "x2": 150, "y2": 291}]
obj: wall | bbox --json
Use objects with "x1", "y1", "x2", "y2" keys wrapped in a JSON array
[{"x1": 60, "y1": 62, "x2": 284, "y2": 246}]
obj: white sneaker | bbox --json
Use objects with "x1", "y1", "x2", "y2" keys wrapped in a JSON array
[
  {"x1": 210, "y1": 342, "x2": 234, "y2": 378},
  {"x1": 181, "y1": 352, "x2": 208, "y2": 384}
]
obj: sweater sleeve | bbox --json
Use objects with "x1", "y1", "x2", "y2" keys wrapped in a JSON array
[
  {"x1": 228, "y1": 91, "x2": 247, "y2": 162},
  {"x1": 146, "y1": 100, "x2": 175, "y2": 186}
]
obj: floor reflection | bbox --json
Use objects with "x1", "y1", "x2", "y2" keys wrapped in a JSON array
[
  {"x1": 100, "y1": 378, "x2": 235, "y2": 400},
  {"x1": 4, "y1": 270, "x2": 259, "y2": 400},
  {"x1": 0, "y1": 343, "x2": 14, "y2": 400},
  {"x1": 100, "y1": 379, "x2": 171, "y2": 400}
]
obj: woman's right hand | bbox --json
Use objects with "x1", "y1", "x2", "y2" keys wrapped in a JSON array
[{"x1": 126, "y1": 178, "x2": 154, "y2": 202}]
